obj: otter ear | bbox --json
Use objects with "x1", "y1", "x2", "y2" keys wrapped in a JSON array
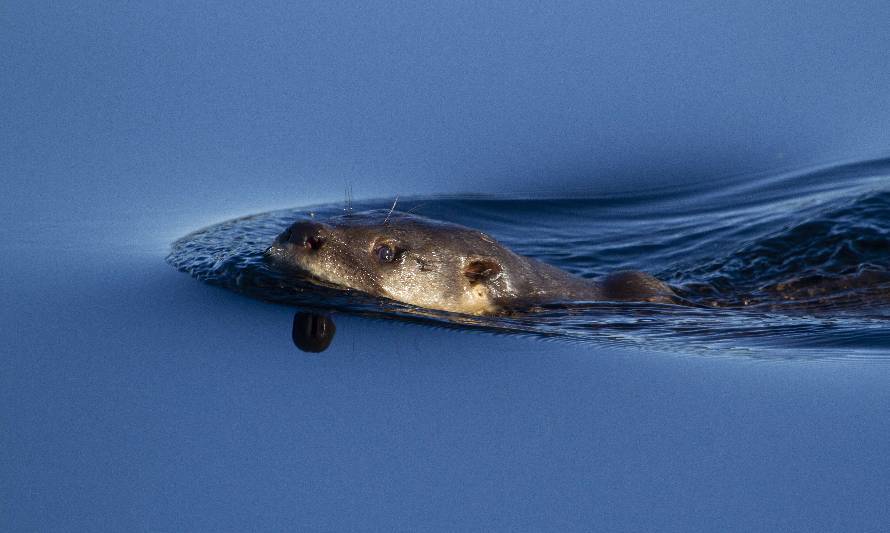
[{"x1": 464, "y1": 258, "x2": 502, "y2": 284}]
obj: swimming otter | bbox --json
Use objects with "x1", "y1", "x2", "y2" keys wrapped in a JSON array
[{"x1": 264, "y1": 210, "x2": 675, "y2": 315}]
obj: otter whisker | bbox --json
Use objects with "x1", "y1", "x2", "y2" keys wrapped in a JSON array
[
  {"x1": 406, "y1": 202, "x2": 429, "y2": 215},
  {"x1": 344, "y1": 183, "x2": 354, "y2": 216},
  {"x1": 383, "y1": 196, "x2": 399, "y2": 225}
]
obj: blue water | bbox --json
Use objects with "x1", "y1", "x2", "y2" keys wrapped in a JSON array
[{"x1": 4, "y1": 2, "x2": 890, "y2": 531}]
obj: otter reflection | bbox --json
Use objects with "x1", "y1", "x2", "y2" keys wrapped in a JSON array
[{"x1": 292, "y1": 312, "x2": 337, "y2": 353}]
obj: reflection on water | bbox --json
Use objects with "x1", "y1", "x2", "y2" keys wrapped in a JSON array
[
  {"x1": 292, "y1": 312, "x2": 337, "y2": 353},
  {"x1": 169, "y1": 157, "x2": 890, "y2": 358}
]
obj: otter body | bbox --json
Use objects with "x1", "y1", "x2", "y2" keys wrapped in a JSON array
[{"x1": 265, "y1": 210, "x2": 674, "y2": 315}]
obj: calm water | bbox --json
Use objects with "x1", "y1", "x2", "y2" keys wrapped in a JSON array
[
  {"x1": 170, "y1": 158, "x2": 890, "y2": 360},
  {"x1": 6, "y1": 182, "x2": 890, "y2": 533},
  {"x1": 6, "y1": 2, "x2": 890, "y2": 531}
]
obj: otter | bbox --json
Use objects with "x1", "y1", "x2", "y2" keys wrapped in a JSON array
[{"x1": 264, "y1": 210, "x2": 675, "y2": 315}]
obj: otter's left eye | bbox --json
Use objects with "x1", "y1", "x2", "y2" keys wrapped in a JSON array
[{"x1": 375, "y1": 244, "x2": 396, "y2": 263}]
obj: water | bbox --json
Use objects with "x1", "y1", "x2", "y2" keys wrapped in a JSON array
[
  {"x1": 169, "y1": 157, "x2": 890, "y2": 360},
  {"x1": 6, "y1": 2, "x2": 890, "y2": 531}
]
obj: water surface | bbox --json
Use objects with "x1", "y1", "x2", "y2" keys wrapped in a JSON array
[{"x1": 5, "y1": 2, "x2": 890, "y2": 529}]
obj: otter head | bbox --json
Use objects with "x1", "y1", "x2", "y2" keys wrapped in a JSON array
[{"x1": 265, "y1": 210, "x2": 522, "y2": 314}]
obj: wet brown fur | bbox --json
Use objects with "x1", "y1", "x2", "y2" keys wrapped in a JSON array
[{"x1": 266, "y1": 210, "x2": 675, "y2": 315}]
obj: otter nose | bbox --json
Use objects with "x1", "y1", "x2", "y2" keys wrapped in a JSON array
[{"x1": 280, "y1": 221, "x2": 326, "y2": 251}]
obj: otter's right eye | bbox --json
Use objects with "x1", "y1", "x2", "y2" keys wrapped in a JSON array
[{"x1": 375, "y1": 244, "x2": 396, "y2": 263}]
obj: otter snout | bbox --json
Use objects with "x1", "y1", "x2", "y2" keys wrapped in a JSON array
[{"x1": 277, "y1": 221, "x2": 327, "y2": 251}]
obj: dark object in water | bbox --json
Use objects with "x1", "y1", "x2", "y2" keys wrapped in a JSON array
[{"x1": 292, "y1": 312, "x2": 336, "y2": 353}]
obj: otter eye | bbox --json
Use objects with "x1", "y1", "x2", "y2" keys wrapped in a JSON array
[{"x1": 375, "y1": 244, "x2": 396, "y2": 263}]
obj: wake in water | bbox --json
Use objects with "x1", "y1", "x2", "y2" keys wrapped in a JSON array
[{"x1": 168, "y1": 157, "x2": 890, "y2": 358}]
